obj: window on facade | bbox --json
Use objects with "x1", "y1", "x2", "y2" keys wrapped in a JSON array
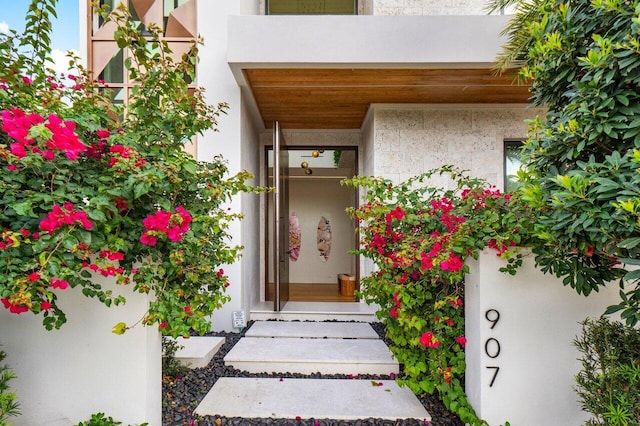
[
  {"x1": 267, "y1": 0, "x2": 357, "y2": 15},
  {"x1": 98, "y1": 49, "x2": 125, "y2": 84},
  {"x1": 128, "y1": 0, "x2": 151, "y2": 35},
  {"x1": 504, "y1": 140, "x2": 524, "y2": 193},
  {"x1": 164, "y1": 0, "x2": 189, "y2": 29}
]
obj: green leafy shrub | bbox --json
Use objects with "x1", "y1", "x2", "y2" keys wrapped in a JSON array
[
  {"x1": 0, "y1": 347, "x2": 20, "y2": 425},
  {"x1": 344, "y1": 166, "x2": 535, "y2": 425},
  {"x1": 512, "y1": 0, "x2": 640, "y2": 325},
  {"x1": 162, "y1": 337, "x2": 189, "y2": 378},
  {"x1": 0, "y1": 1, "x2": 259, "y2": 336},
  {"x1": 574, "y1": 317, "x2": 640, "y2": 426}
]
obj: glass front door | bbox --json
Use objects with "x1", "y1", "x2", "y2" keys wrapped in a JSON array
[{"x1": 266, "y1": 139, "x2": 359, "y2": 306}]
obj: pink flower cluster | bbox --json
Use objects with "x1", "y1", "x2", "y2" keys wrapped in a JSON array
[
  {"x1": 140, "y1": 206, "x2": 193, "y2": 246},
  {"x1": 419, "y1": 331, "x2": 440, "y2": 349},
  {"x1": 108, "y1": 144, "x2": 147, "y2": 170},
  {"x1": 1, "y1": 108, "x2": 87, "y2": 162},
  {"x1": 1, "y1": 274, "x2": 69, "y2": 314},
  {"x1": 1, "y1": 298, "x2": 28, "y2": 314},
  {"x1": 385, "y1": 206, "x2": 406, "y2": 223},
  {"x1": 39, "y1": 202, "x2": 94, "y2": 235}
]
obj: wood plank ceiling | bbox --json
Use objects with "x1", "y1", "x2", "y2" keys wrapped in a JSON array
[{"x1": 244, "y1": 68, "x2": 531, "y2": 130}]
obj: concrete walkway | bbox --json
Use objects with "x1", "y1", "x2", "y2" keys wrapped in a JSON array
[{"x1": 193, "y1": 321, "x2": 431, "y2": 422}]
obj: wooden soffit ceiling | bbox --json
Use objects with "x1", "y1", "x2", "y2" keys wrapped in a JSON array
[{"x1": 244, "y1": 68, "x2": 531, "y2": 130}]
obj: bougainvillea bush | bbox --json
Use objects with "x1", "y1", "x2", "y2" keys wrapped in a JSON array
[
  {"x1": 0, "y1": 1, "x2": 256, "y2": 337},
  {"x1": 344, "y1": 167, "x2": 535, "y2": 425}
]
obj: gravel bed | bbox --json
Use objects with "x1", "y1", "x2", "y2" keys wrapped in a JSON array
[{"x1": 163, "y1": 321, "x2": 464, "y2": 426}]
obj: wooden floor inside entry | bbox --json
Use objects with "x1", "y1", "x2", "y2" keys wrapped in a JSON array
[{"x1": 267, "y1": 283, "x2": 357, "y2": 302}]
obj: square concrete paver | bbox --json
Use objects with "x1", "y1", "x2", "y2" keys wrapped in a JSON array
[{"x1": 174, "y1": 336, "x2": 225, "y2": 369}]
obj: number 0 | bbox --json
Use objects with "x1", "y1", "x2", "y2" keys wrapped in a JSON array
[{"x1": 484, "y1": 338, "x2": 501, "y2": 358}]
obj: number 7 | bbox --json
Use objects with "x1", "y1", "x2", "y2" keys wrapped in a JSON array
[{"x1": 486, "y1": 366, "x2": 500, "y2": 387}]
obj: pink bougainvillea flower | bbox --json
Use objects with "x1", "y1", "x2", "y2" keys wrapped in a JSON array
[
  {"x1": 455, "y1": 336, "x2": 467, "y2": 348},
  {"x1": 21, "y1": 76, "x2": 33, "y2": 84},
  {"x1": 98, "y1": 250, "x2": 124, "y2": 261},
  {"x1": 440, "y1": 253, "x2": 464, "y2": 273},
  {"x1": 385, "y1": 206, "x2": 406, "y2": 223},
  {"x1": 27, "y1": 271, "x2": 40, "y2": 282},
  {"x1": 114, "y1": 197, "x2": 128, "y2": 212},
  {"x1": 6, "y1": 163, "x2": 17, "y2": 171},
  {"x1": 40, "y1": 301, "x2": 52, "y2": 311},
  {"x1": 420, "y1": 252, "x2": 434, "y2": 270},
  {"x1": 50, "y1": 278, "x2": 69, "y2": 290},
  {"x1": 419, "y1": 332, "x2": 440, "y2": 349},
  {"x1": 159, "y1": 321, "x2": 168, "y2": 329},
  {"x1": 1, "y1": 297, "x2": 29, "y2": 314},
  {"x1": 39, "y1": 203, "x2": 94, "y2": 235},
  {"x1": 140, "y1": 232, "x2": 158, "y2": 246},
  {"x1": 95, "y1": 129, "x2": 110, "y2": 139}
]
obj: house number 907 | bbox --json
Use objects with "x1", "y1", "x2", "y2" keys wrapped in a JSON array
[{"x1": 485, "y1": 309, "x2": 501, "y2": 387}]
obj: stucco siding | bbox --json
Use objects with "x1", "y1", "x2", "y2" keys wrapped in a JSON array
[{"x1": 371, "y1": 106, "x2": 545, "y2": 190}]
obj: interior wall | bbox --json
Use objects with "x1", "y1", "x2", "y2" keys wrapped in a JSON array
[{"x1": 289, "y1": 178, "x2": 355, "y2": 284}]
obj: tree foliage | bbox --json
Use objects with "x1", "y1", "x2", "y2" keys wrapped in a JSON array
[{"x1": 511, "y1": 0, "x2": 640, "y2": 325}]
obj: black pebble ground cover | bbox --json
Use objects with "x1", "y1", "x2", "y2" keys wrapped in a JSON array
[{"x1": 163, "y1": 321, "x2": 464, "y2": 426}]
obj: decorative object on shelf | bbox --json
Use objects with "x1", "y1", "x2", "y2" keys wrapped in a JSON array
[
  {"x1": 317, "y1": 216, "x2": 332, "y2": 262},
  {"x1": 305, "y1": 168, "x2": 313, "y2": 175},
  {"x1": 288, "y1": 212, "x2": 301, "y2": 262}
]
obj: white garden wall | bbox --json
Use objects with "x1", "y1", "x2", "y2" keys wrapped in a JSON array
[
  {"x1": 0, "y1": 276, "x2": 160, "y2": 426},
  {"x1": 465, "y1": 250, "x2": 621, "y2": 426}
]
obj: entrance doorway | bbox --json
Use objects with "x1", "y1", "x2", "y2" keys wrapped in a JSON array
[{"x1": 265, "y1": 132, "x2": 359, "y2": 309}]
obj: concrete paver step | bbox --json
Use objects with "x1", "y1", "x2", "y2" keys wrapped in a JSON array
[
  {"x1": 224, "y1": 337, "x2": 398, "y2": 375},
  {"x1": 245, "y1": 321, "x2": 379, "y2": 339},
  {"x1": 195, "y1": 377, "x2": 431, "y2": 421},
  {"x1": 173, "y1": 336, "x2": 225, "y2": 369}
]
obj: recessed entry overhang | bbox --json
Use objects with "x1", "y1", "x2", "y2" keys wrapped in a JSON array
[{"x1": 227, "y1": 14, "x2": 531, "y2": 130}]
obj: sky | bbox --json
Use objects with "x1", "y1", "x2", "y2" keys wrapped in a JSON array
[{"x1": 0, "y1": 0, "x2": 80, "y2": 74}]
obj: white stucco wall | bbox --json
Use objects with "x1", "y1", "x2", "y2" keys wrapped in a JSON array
[
  {"x1": 466, "y1": 250, "x2": 621, "y2": 426},
  {"x1": 370, "y1": 105, "x2": 545, "y2": 189},
  {"x1": 198, "y1": 0, "x2": 253, "y2": 331},
  {"x1": 0, "y1": 278, "x2": 160, "y2": 426},
  {"x1": 372, "y1": 0, "x2": 495, "y2": 15}
]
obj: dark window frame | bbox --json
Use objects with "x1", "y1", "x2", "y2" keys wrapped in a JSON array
[
  {"x1": 266, "y1": 0, "x2": 358, "y2": 15},
  {"x1": 504, "y1": 139, "x2": 525, "y2": 193}
]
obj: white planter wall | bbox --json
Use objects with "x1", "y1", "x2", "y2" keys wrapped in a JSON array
[
  {"x1": 0, "y1": 277, "x2": 160, "y2": 426},
  {"x1": 465, "y1": 250, "x2": 621, "y2": 426}
]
